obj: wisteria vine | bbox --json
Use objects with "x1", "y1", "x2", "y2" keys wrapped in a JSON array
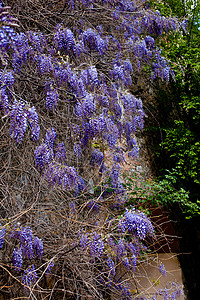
[{"x1": 0, "y1": 0, "x2": 186, "y2": 298}]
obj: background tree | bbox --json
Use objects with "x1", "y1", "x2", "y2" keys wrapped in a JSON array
[{"x1": 143, "y1": 0, "x2": 200, "y2": 298}]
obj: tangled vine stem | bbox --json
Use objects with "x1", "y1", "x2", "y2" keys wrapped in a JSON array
[{"x1": 0, "y1": 0, "x2": 185, "y2": 299}]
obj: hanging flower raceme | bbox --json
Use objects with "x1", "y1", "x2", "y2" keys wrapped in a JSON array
[
  {"x1": 0, "y1": 222, "x2": 5, "y2": 248},
  {"x1": 119, "y1": 209, "x2": 154, "y2": 240},
  {"x1": 9, "y1": 100, "x2": 40, "y2": 143},
  {"x1": 11, "y1": 225, "x2": 43, "y2": 272},
  {"x1": 81, "y1": 28, "x2": 108, "y2": 55}
]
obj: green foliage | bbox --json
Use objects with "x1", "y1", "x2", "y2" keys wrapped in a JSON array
[
  {"x1": 124, "y1": 171, "x2": 200, "y2": 219},
  {"x1": 147, "y1": 0, "x2": 200, "y2": 204},
  {"x1": 162, "y1": 121, "x2": 200, "y2": 184}
]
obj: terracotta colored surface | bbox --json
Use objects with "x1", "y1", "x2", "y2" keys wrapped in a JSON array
[{"x1": 111, "y1": 253, "x2": 185, "y2": 299}]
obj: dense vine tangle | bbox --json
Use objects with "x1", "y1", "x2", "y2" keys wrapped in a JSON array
[
  {"x1": 0, "y1": 0, "x2": 185, "y2": 299},
  {"x1": 0, "y1": 0, "x2": 179, "y2": 191}
]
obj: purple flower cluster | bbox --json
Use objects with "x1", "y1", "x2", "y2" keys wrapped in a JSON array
[
  {"x1": 79, "y1": 233, "x2": 88, "y2": 250},
  {"x1": 44, "y1": 162, "x2": 79, "y2": 190},
  {"x1": 119, "y1": 209, "x2": 154, "y2": 240},
  {"x1": 81, "y1": 28, "x2": 108, "y2": 55},
  {"x1": 27, "y1": 106, "x2": 40, "y2": 141},
  {"x1": 53, "y1": 25, "x2": 76, "y2": 56},
  {"x1": 9, "y1": 100, "x2": 27, "y2": 143},
  {"x1": 91, "y1": 149, "x2": 104, "y2": 167},
  {"x1": 73, "y1": 142, "x2": 82, "y2": 159},
  {"x1": 0, "y1": 5, "x2": 18, "y2": 54},
  {"x1": 107, "y1": 257, "x2": 115, "y2": 277},
  {"x1": 75, "y1": 93, "x2": 96, "y2": 118},
  {"x1": 35, "y1": 128, "x2": 84, "y2": 192},
  {"x1": 37, "y1": 54, "x2": 53, "y2": 74},
  {"x1": 35, "y1": 143, "x2": 53, "y2": 170},
  {"x1": 34, "y1": 237, "x2": 43, "y2": 259},
  {"x1": 0, "y1": 222, "x2": 5, "y2": 248},
  {"x1": 0, "y1": 70, "x2": 15, "y2": 88},
  {"x1": 45, "y1": 127, "x2": 56, "y2": 150},
  {"x1": 9, "y1": 100, "x2": 40, "y2": 143},
  {"x1": 11, "y1": 225, "x2": 43, "y2": 272},
  {"x1": 46, "y1": 85, "x2": 59, "y2": 111},
  {"x1": 22, "y1": 264, "x2": 37, "y2": 289},
  {"x1": 0, "y1": 88, "x2": 9, "y2": 113},
  {"x1": 81, "y1": 66, "x2": 99, "y2": 88},
  {"x1": 55, "y1": 142, "x2": 66, "y2": 162},
  {"x1": 46, "y1": 260, "x2": 54, "y2": 275},
  {"x1": 151, "y1": 51, "x2": 175, "y2": 82},
  {"x1": 13, "y1": 246, "x2": 23, "y2": 271},
  {"x1": 153, "y1": 281, "x2": 184, "y2": 300},
  {"x1": 89, "y1": 232, "x2": 104, "y2": 258},
  {"x1": 111, "y1": 63, "x2": 132, "y2": 87},
  {"x1": 159, "y1": 263, "x2": 167, "y2": 276}
]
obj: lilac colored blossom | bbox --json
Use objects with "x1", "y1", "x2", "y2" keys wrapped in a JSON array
[
  {"x1": 12, "y1": 32, "x2": 29, "y2": 72},
  {"x1": 19, "y1": 226, "x2": 34, "y2": 259},
  {"x1": 89, "y1": 232, "x2": 104, "y2": 258},
  {"x1": 26, "y1": 106, "x2": 40, "y2": 141},
  {"x1": 109, "y1": 163, "x2": 120, "y2": 185},
  {"x1": 75, "y1": 93, "x2": 95, "y2": 118},
  {"x1": 107, "y1": 237, "x2": 115, "y2": 251},
  {"x1": 0, "y1": 88, "x2": 9, "y2": 112},
  {"x1": 130, "y1": 255, "x2": 137, "y2": 272},
  {"x1": 80, "y1": 233, "x2": 88, "y2": 250},
  {"x1": 33, "y1": 237, "x2": 43, "y2": 259},
  {"x1": 46, "y1": 86, "x2": 59, "y2": 111},
  {"x1": 90, "y1": 112, "x2": 107, "y2": 135},
  {"x1": 120, "y1": 209, "x2": 154, "y2": 240},
  {"x1": 82, "y1": 28, "x2": 107, "y2": 55},
  {"x1": 74, "y1": 176, "x2": 86, "y2": 195},
  {"x1": 123, "y1": 59, "x2": 133, "y2": 74},
  {"x1": 45, "y1": 127, "x2": 56, "y2": 149},
  {"x1": 159, "y1": 263, "x2": 167, "y2": 277},
  {"x1": 122, "y1": 93, "x2": 137, "y2": 114},
  {"x1": 22, "y1": 264, "x2": 37, "y2": 289},
  {"x1": 116, "y1": 239, "x2": 125, "y2": 259},
  {"x1": 81, "y1": 120, "x2": 91, "y2": 147},
  {"x1": 13, "y1": 246, "x2": 23, "y2": 271},
  {"x1": 0, "y1": 25, "x2": 16, "y2": 52},
  {"x1": 37, "y1": 54, "x2": 53, "y2": 74},
  {"x1": 111, "y1": 63, "x2": 132, "y2": 87},
  {"x1": 122, "y1": 257, "x2": 130, "y2": 269},
  {"x1": 53, "y1": 25, "x2": 75, "y2": 56},
  {"x1": 87, "y1": 65, "x2": 99, "y2": 87},
  {"x1": 117, "y1": 283, "x2": 132, "y2": 300},
  {"x1": 145, "y1": 35, "x2": 155, "y2": 49},
  {"x1": 55, "y1": 142, "x2": 66, "y2": 162},
  {"x1": 9, "y1": 100, "x2": 27, "y2": 143},
  {"x1": 35, "y1": 143, "x2": 53, "y2": 170},
  {"x1": 134, "y1": 39, "x2": 149, "y2": 62},
  {"x1": 118, "y1": 219, "x2": 126, "y2": 234},
  {"x1": 28, "y1": 31, "x2": 46, "y2": 53},
  {"x1": 113, "y1": 148, "x2": 126, "y2": 164},
  {"x1": 103, "y1": 117, "x2": 119, "y2": 148},
  {"x1": 46, "y1": 261, "x2": 54, "y2": 275},
  {"x1": 107, "y1": 257, "x2": 115, "y2": 277},
  {"x1": 73, "y1": 142, "x2": 82, "y2": 159},
  {"x1": 0, "y1": 70, "x2": 15, "y2": 87},
  {"x1": 128, "y1": 143, "x2": 139, "y2": 158},
  {"x1": 44, "y1": 162, "x2": 79, "y2": 190},
  {"x1": 91, "y1": 149, "x2": 104, "y2": 167},
  {"x1": 0, "y1": 223, "x2": 5, "y2": 248}
]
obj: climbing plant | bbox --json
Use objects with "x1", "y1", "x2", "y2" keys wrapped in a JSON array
[{"x1": 0, "y1": 1, "x2": 185, "y2": 298}]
